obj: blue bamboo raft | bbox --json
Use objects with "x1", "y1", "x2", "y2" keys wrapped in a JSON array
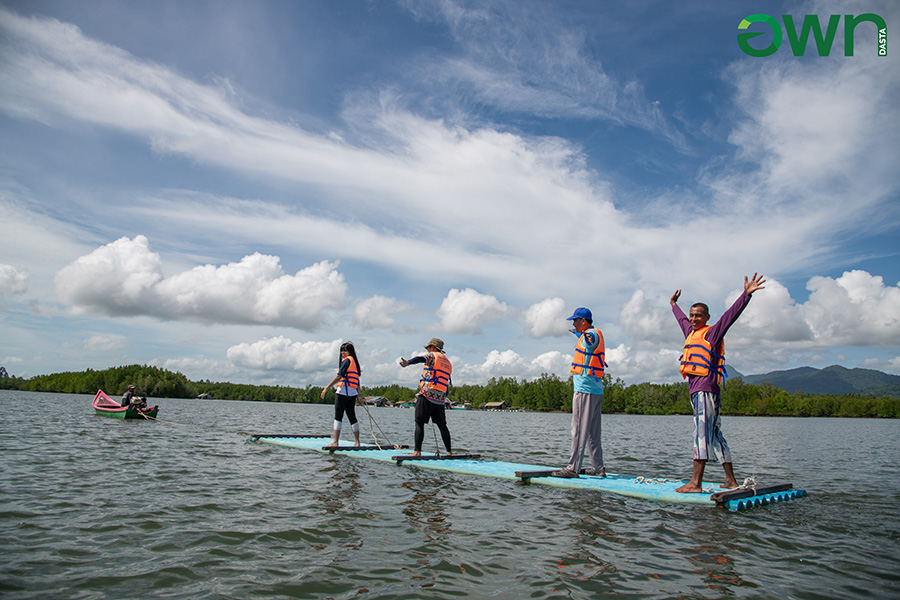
[{"x1": 250, "y1": 434, "x2": 806, "y2": 511}]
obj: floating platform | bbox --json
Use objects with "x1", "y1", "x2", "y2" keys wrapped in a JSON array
[
  {"x1": 250, "y1": 434, "x2": 806, "y2": 510},
  {"x1": 323, "y1": 445, "x2": 409, "y2": 452}
]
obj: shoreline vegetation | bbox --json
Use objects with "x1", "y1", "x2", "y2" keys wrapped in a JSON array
[{"x1": 2, "y1": 364, "x2": 898, "y2": 418}]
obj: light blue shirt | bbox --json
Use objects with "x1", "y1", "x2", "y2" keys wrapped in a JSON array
[{"x1": 572, "y1": 329, "x2": 604, "y2": 395}]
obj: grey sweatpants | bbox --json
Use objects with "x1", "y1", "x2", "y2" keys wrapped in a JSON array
[{"x1": 566, "y1": 391, "x2": 604, "y2": 473}]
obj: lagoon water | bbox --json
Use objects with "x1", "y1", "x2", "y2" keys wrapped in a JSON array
[{"x1": 1, "y1": 389, "x2": 898, "y2": 599}]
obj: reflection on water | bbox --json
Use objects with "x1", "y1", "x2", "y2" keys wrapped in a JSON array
[
  {"x1": 1, "y1": 390, "x2": 899, "y2": 599},
  {"x1": 400, "y1": 476, "x2": 453, "y2": 542}
]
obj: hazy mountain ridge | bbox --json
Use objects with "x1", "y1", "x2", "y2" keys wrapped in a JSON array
[{"x1": 739, "y1": 365, "x2": 900, "y2": 398}]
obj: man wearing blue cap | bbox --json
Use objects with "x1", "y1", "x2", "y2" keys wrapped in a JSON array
[{"x1": 553, "y1": 307, "x2": 607, "y2": 478}]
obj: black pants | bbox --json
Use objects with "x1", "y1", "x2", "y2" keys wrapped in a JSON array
[
  {"x1": 334, "y1": 394, "x2": 358, "y2": 425},
  {"x1": 414, "y1": 395, "x2": 451, "y2": 452}
]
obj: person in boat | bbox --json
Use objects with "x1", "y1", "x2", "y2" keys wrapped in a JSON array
[
  {"x1": 399, "y1": 338, "x2": 452, "y2": 457},
  {"x1": 553, "y1": 308, "x2": 606, "y2": 479},
  {"x1": 320, "y1": 341, "x2": 362, "y2": 447},
  {"x1": 121, "y1": 385, "x2": 135, "y2": 407},
  {"x1": 670, "y1": 273, "x2": 766, "y2": 493},
  {"x1": 121, "y1": 385, "x2": 148, "y2": 410}
]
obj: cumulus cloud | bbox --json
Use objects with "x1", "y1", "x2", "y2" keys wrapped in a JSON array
[
  {"x1": 618, "y1": 290, "x2": 679, "y2": 345},
  {"x1": 0, "y1": 264, "x2": 28, "y2": 299},
  {"x1": 54, "y1": 236, "x2": 347, "y2": 328},
  {"x1": 800, "y1": 270, "x2": 900, "y2": 347},
  {"x1": 354, "y1": 295, "x2": 414, "y2": 330},
  {"x1": 723, "y1": 279, "x2": 813, "y2": 346},
  {"x1": 53, "y1": 236, "x2": 163, "y2": 315},
  {"x1": 455, "y1": 348, "x2": 571, "y2": 383},
  {"x1": 436, "y1": 288, "x2": 512, "y2": 334},
  {"x1": 226, "y1": 337, "x2": 341, "y2": 372},
  {"x1": 523, "y1": 297, "x2": 569, "y2": 337}
]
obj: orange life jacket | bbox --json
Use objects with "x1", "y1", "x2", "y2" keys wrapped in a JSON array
[
  {"x1": 570, "y1": 328, "x2": 606, "y2": 380},
  {"x1": 679, "y1": 326, "x2": 726, "y2": 381},
  {"x1": 420, "y1": 352, "x2": 452, "y2": 394},
  {"x1": 339, "y1": 357, "x2": 360, "y2": 391}
]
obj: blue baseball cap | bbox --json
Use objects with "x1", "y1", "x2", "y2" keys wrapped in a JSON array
[{"x1": 566, "y1": 307, "x2": 592, "y2": 321}]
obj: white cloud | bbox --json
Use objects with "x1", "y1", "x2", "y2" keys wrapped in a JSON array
[
  {"x1": 54, "y1": 236, "x2": 347, "y2": 328},
  {"x1": 723, "y1": 279, "x2": 813, "y2": 346},
  {"x1": 226, "y1": 336, "x2": 340, "y2": 372},
  {"x1": 618, "y1": 290, "x2": 678, "y2": 345},
  {"x1": 354, "y1": 295, "x2": 414, "y2": 330},
  {"x1": 1, "y1": 6, "x2": 899, "y2": 386},
  {"x1": 523, "y1": 297, "x2": 569, "y2": 338},
  {"x1": 83, "y1": 334, "x2": 127, "y2": 351},
  {"x1": 604, "y1": 343, "x2": 681, "y2": 385},
  {"x1": 436, "y1": 288, "x2": 512, "y2": 334},
  {"x1": 800, "y1": 271, "x2": 900, "y2": 347},
  {"x1": 54, "y1": 235, "x2": 163, "y2": 315},
  {"x1": 0, "y1": 264, "x2": 28, "y2": 298},
  {"x1": 454, "y1": 348, "x2": 571, "y2": 383},
  {"x1": 399, "y1": 0, "x2": 683, "y2": 144}
]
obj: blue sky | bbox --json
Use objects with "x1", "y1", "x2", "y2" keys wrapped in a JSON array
[{"x1": 1, "y1": 0, "x2": 898, "y2": 390}]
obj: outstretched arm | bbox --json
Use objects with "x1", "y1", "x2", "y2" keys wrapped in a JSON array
[
  {"x1": 319, "y1": 373, "x2": 341, "y2": 399},
  {"x1": 744, "y1": 273, "x2": 766, "y2": 296},
  {"x1": 670, "y1": 289, "x2": 681, "y2": 307}
]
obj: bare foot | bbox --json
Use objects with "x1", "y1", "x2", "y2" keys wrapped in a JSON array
[
  {"x1": 675, "y1": 483, "x2": 704, "y2": 493},
  {"x1": 720, "y1": 480, "x2": 739, "y2": 489},
  {"x1": 445, "y1": 451, "x2": 452, "y2": 456},
  {"x1": 411, "y1": 450, "x2": 421, "y2": 457},
  {"x1": 325, "y1": 443, "x2": 338, "y2": 448}
]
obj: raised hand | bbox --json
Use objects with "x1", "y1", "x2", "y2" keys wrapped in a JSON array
[
  {"x1": 670, "y1": 289, "x2": 681, "y2": 306},
  {"x1": 744, "y1": 273, "x2": 766, "y2": 295}
]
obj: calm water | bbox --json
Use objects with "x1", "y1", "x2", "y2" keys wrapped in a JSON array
[{"x1": 1, "y1": 390, "x2": 898, "y2": 599}]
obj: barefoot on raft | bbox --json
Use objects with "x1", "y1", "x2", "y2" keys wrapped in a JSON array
[{"x1": 675, "y1": 483, "x2": 704, "y2": 493}]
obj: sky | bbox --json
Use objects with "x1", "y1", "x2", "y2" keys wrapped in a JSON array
[{"x1": 1, "y1": 0, "x2": 898, "y2": 391}]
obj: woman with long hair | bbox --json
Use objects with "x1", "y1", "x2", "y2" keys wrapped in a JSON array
[{"x1": 320, "y1": 341, "x2": 362, "y2": 447}]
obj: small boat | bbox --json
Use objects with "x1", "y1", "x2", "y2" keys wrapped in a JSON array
[{"x1": 92, "y1": 389, "x2": 159, "y2": 420}]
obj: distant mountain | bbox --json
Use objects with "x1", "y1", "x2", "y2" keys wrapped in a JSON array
[{"x1": 739, "y1": 365, "x2": 900, "y2": 397}]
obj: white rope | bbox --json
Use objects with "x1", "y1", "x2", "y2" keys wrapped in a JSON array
[
  {"x1": 632, "y1": 475, "x2": 715, "y2": 493},
  {"x1": 359, "y1": 398, "x2": 401, "y2": 450},
  {"x1": 632, "y1": 476, "x2": 682, "y2": 485},
  {"x1": 737, "y1": 476, "x2": 758, "y2": 492}
]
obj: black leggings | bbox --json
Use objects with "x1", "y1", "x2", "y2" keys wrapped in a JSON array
[
  {"x1": 414, "y1": 395, "x2": 451, "y2": 452},
  {"x1": 334, "y1": 394, "x2": 358, "y2": 425}
]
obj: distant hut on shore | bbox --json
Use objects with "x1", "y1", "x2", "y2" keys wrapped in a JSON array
[{"x1": 482, "y1": 401, "x2": 508, "y2": 411}]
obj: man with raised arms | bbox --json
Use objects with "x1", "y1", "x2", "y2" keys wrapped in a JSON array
[{"x1": 670, "y1": 273, "x2": 766, "y2": 493}]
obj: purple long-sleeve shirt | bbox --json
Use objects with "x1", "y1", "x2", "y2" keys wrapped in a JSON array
[{"x1": 673, "y1": 291, "x2": 752, "y2": 395}]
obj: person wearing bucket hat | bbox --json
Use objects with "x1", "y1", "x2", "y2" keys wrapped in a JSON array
[
  {"x1": 552, "y1": 307, "x2": 607, "y2": 479},
  {"x1": 399, "y1": 338, "x2": 453, "y2": 456},
  {"x1": 121, "y1": 384, "x2": 136, "y2": 407}
]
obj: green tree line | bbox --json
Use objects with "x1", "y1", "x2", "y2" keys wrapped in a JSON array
[{"x1": 2, "y1": 364, "x2": 898, "y2": 418}]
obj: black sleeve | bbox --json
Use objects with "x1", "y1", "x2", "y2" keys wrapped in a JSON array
[
  {"x1": 407, "y1": 356, "x2": 427, "y2": 365},
  {"x1": 338, "y1": 358, "x2": 351, "y2": 376}
]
